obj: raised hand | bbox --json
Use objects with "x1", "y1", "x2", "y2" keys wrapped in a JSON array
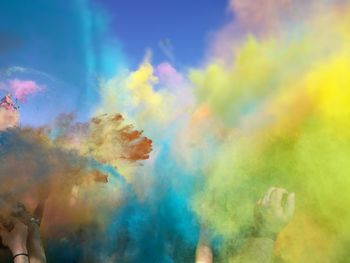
[
  {"x1": 254, "y1": 187, "x2": 295, "y2": 239},
  {"x1": 0, "y1": 218, "x2": 28, "y2": 258}
]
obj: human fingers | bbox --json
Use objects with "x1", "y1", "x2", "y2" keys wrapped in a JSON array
[
  {"x1": 0, "y1": 225, "x2": 10, "y2": 246},
  {"x1": 284, "y1": 192, "x2": 295, "y2": 219},
  {"x1": 262, "y1": 187, "x2": 276, "y2": 206},
  {"x1": 10, "y1": 217, "x2": 28, "y2": 233},
  {"x1": 270, "y1": 188, "x2": 288, "y2": 209}
]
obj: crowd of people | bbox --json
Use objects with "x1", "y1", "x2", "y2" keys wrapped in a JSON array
[{"x1": 0, "y1": 186, "x2": 294, "y2": 263}]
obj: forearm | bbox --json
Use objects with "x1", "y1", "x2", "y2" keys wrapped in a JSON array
[
  {"x1": 195, "y1": 226, "x2": 213, "y2": 263},
  {"x1": 231, "y1": 237, "x2": 274, "y2": 263},
  {"x1": 14, "y1": 255, "x2": 29, "y2": 263},
  {"x1": 195, "y1": 244, "x2": 213, "y2": 263},
  {"x1": 27, "y1": 227, "x2": 47, "y2": 263},
  {"x1": 28, "y1": 241, "x2": 46, "y2": 263}
]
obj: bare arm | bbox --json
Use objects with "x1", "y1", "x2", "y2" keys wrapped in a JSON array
[
  {"x1": 27, "y1": 223, "x2": 47, "y2": 263},
  {"x1": 195, "y1": 227, "x2": 213, "y2": 263},
  {"x1": 22, "y1": 200, "x2": 47, "y2": 263},
  {"x1": 0, "y1": 218, "x2": 29, "y2": 263}
]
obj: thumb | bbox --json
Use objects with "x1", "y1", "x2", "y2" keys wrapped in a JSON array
[{"x1": 0, "y1": 226, "x2": 9, "y2": 243}]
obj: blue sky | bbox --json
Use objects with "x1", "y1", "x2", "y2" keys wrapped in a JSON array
[
  {"x1": 0, "y1": 0, "x2": 230, "y2": 125},
  {"x1": 93, "y1": 0, "x2": 230, "y2": 67}
]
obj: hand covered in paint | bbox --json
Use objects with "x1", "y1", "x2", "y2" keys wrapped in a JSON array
[
  {"x1": 254, "y1": 187, "x2": 295, "y2": 239},
  {"x1": 0, "y1": 217, "x2": 28, "y2": 255}
]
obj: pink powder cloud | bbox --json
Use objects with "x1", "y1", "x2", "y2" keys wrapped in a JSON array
[
  {"x1": 156, "y1": 62, "x2": 184, "y2": 87},
  {"x1": 7, "y1": 79, "x2": 44, "y2": 102},
  {"x1": 207, "y1": 0, "x2": 315, "y2": 61},
  {"x1": 155, "y1": 62, "x2": 194, "y2": 108}
]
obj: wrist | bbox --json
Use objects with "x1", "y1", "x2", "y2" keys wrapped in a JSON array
[
  {"x1": 28, "y1": 238, "x2": 44, "y2": 250},
  {"x1": 251, "y1": 225, "x2": 277, "y2": 241},
  {"x1": 10, "y1": 243, "x2": 28, "y2": 255}
]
